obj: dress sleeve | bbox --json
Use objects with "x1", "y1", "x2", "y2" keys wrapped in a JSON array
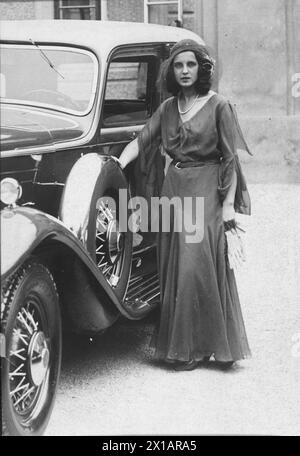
[
  {"x1": 134, "y1": 103, "x2": 165, "y2": 208},
  {"x1": 217, "y1": 101, "x2": 252, "y2": 215},
  {"x1": 137, "y1": 104, "x2": 163, "y2": 177}
]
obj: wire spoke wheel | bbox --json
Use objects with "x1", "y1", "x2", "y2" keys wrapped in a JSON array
[
  {"x1": 9, "y1": 298, "x2": 50, "y2": 420},
  {"x1": 85, "y1": 160, "x2": 132, "y2": 301},
  {"x1": 1, "y1": 260, "x2": 61, "y2": 436},
  {"x1": 95, "y1": 196, "x2": 125, "y2": 288}
]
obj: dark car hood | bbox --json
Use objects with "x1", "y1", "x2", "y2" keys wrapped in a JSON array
[{"x1": 0, "y1": 104, "x2": 84, "y2": 151}]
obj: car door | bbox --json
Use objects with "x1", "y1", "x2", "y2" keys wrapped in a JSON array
[{"x1": 99, "y1": 43, "x2": 168, "y2": 249}]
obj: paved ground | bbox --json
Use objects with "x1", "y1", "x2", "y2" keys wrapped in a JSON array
[{"x1": 46, "y1": 184, "x2": 300, "y2": 436}]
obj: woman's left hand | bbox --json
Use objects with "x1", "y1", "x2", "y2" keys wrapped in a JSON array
[{"x1": 222, "y1": 202, "x2": 235, "y2": 222}]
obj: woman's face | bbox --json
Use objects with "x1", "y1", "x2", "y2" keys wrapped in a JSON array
[{"x1": 173, "y1": 51, "x2": 199, "y2": 89}]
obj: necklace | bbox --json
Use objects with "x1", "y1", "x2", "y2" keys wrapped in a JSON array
[{"x1": 177, "y1": 94, "x2": 199, "y2": 115}]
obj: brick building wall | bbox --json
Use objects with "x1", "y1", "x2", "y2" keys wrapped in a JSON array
[
  {"x1": 1, "y1": 1, "x2": 297, "y2": 115},
  {"x1": 0, "y1": 0, "x2": 53, "y2": 19},
  {"x1": 1, "y1": 0, "x2": 299, "y2": 182},
  {"x1": 0, "y1": 0, "x2": 35, "y2": 20},
  {"x1": 106, "y1": 0, "x2": 143, "y2": 22},
  {"x1": 217, "y1": 0, "x2": 300, "y2": 116}
]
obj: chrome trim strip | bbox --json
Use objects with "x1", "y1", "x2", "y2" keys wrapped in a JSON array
[
  {"x1": 144, "y1": 290, "x2": 160, "y2": 301},
  {"x1": 34, "y1": 182, "x2": 65, "y2": 186},
  {"x1": 101, "y1": 125, "x2": 144, "y2": 136},
  {"x1": 128, "y1": 275, "x2": 159, "y2": 296}
]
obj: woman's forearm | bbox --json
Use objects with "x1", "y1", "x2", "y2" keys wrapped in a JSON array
[
  {"x1": 119, "y1": 137, "x2": 139, "y2": 169},
  {"x1": 223, "y1": 169, "x2": 237, "y2": 206}
]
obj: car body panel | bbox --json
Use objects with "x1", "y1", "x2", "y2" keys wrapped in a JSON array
[
  {"x1": 1, "y1": 105, "x2": 85, "y2": 151},
  {"x1": 0, "y1": 20, "x2": 200, "y2": 58},
  {"x1": 1, "y1": 205, "x2": 135, "y2": 321},
  {"x1": 1, "y1": 19, "x2": 204, "y2": 320},
  {"x1": 0, "y1": 21, "x2": 203, "y2": 158},
  {"x1": 0, "y1": 20, "x2": 206, "y2": 436}
]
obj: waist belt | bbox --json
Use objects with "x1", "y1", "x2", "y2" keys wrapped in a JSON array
[{"x1": 172, "y1": 158, "x2": 220, "y2": 169}]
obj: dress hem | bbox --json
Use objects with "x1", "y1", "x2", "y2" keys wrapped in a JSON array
[{"x1": 152, "y1": 351, "x2": 251, "y2": 364}]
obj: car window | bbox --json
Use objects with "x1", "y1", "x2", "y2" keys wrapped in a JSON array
[
  {"x1": 0, "y1": 45, "x2": 98, "y2": 116},
  {"x1": 102, "y1": 56, "x2": 156, "y2": 127}
]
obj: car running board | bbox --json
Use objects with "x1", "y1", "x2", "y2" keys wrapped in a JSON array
[{"x1": 123, "y1": 272, "x2": 160, "y2": 318}]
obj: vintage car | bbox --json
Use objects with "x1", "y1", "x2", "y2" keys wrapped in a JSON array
[{"x1": 0, "y1": 19, "x2": 203, "y2": 436}]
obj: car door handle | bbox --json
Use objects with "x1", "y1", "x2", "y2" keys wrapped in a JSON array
[{"x1": 129, "y1": 131, "x2": 138, "y2": 140}]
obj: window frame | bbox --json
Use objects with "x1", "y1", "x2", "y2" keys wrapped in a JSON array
[
  {"x1": 101, "y1": 46, "x2": 162, "y2": 129},
  {"x1": 54, "y1": 0, "x2": 101, "y2": 20}
]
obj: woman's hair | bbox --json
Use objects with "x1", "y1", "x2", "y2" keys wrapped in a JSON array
[{"x1": 158, "y1": 39, "x2": 215, "y2": 96}]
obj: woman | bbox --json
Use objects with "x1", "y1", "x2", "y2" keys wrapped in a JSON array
[{"x1": 117, "y1": 39, "x2": 251, "y2": 371}]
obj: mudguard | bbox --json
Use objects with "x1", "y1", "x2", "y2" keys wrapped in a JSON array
[
  {"x1": 1, "y1": 205, "x2": 138, "y2": 330},
  {"x1": 59, "y1": 153, "x2": 117, "y2": 245}
]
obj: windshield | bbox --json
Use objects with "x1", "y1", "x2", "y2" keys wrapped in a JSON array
[{"x1": 0, "y1": 44, "x2": 98, "y2": 115}]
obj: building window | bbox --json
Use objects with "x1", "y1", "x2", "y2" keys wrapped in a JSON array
[{"x1": 55, "y1": 0, "x2": 101, "y2": 20}]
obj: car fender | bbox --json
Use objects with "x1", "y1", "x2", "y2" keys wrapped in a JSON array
[
  {"x1": 59, "y1": 153, "x2": 127, "y2": 247},
  {"x1": 1, "y1": 207, "x2": 139, "y2": 330}
]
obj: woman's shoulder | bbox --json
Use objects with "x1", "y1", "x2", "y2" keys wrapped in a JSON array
[
  {"x1": 158, "y1": 96, "x2": 176, "y2": 115},
  {"x1": 209, "y1": 93, "x2": 238, "y2": 120},
  {"x1": 210, "y1": 92, "x2": 231, "y2": 109},
  {"x1": 161, "y1": 96, "x2": 176, "y2": 108}
]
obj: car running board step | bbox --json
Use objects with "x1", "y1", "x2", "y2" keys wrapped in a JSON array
[{"x1": 123, "y1": 272, "x2": 160, "y2": 318}]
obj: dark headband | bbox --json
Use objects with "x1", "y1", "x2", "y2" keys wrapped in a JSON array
[
  {"x1": 170, "y1": 39, "x2": 208, "y2": 59},
  {"x1": 168, "y1": 39, "x2": 215, "y2": 75}
]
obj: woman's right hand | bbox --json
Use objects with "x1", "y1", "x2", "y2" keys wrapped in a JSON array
[{"x1": 117, "y1": 137, "x2": 139, "y2": 170}]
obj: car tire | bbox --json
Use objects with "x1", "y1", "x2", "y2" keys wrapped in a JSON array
[
  {"x1": 1, "y1": 259, "x2": 62, "y2": 436},
  {"x1": 86, "y1": 160, "x2": 133, "y2": 301}
]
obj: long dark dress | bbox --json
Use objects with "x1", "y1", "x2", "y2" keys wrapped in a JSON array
[{"x1": 136, "y1": 93, "x2": 251, "y2": 363}]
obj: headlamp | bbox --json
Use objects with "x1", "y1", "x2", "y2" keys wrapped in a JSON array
[{"x1": 0, "y1": 178, "x2": 22, "y2": 206}]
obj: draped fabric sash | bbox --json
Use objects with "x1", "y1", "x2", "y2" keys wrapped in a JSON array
[
  {"x1": 134, "y1": 96, "x2": 252, "y2": 218},
  {"x1": 216, "y1": 102, "x2": 252, "y2": 215}
]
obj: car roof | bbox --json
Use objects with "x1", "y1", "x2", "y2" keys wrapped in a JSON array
[{"x1": 0, "y1": 20, "x2": 204, "y2": 57}]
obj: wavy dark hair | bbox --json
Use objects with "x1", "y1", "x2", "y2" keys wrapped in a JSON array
[{"x1": 158, "y1": 42, "x2": 215, "y2": 97}]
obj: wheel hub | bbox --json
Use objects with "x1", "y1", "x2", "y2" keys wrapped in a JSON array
[
  {"x1": 28, "y1": 331, "x2": 50, "y2": 387},
  {"x1": 95, "y1": 197, "x2": 126, "y2": 287},
  {"x1": 107, "y1": 220, "x2": 124, "y2": 263}
]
